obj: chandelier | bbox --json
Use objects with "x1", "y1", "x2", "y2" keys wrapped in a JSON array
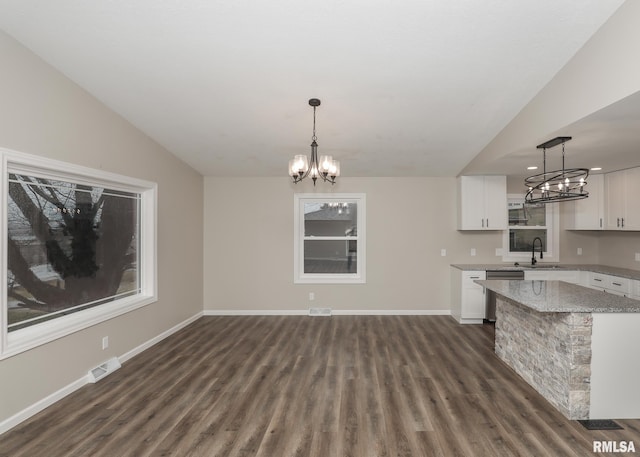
[
  {"x1": 289, "y1": 98, "x2": 340, "y2": 185},
  {"x1": 524, "y1": 136, "x2": 589, "y2": 204}
]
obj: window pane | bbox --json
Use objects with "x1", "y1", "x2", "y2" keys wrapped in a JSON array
[
  {"x1": 509, "y1": 229, "x2": 547, "y2": 253},
  {"x1": 304, "y1": 240, "x2": 357, "y2": 274},
  {"x1": 509, "y1": 202, "x2": 546, "y2": 226},
  {"x1": 304, "y1": 202, "x2": 357, "y2": 237},
  {"x1": 7, "y1": 174, "x2": 140, "y2": 332}
]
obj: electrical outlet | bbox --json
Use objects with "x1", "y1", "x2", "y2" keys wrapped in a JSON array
[
  {"x1": 635, "y1": 253, "x2": 640, "y2": 262},
  {"x1": 470, "y1": 248, "x2": 476, "y2": 256},
  {"x1": 102, "y1": 336, "x2": 109, "y2": 350},
  {"x1": 577, "y1": 247, "x2": 583, "y2": 256},
  {"x1": 309, "y1": 292, "x2": 315, "y2": 301},
  {"x1": 441, "y1": 249, "x2": 446, "y2": 257}
]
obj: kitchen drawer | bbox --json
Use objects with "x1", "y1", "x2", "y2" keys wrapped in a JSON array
[
  {"x1": 608, "y1": 276, "x2": 631, "y2": 295},
  {"x1": 589, "y1": 273, "x2": 608, "y2": 290},
  {"x1": 462, "y1": 271, "x2": 485, "y2": 287}
]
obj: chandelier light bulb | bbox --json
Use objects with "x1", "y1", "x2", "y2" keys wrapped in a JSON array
[{"x1": 330, "y1": 160, "x2": 340, "y2": 177}]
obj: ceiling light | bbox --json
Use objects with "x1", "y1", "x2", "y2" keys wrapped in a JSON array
[
  {"x1": 527, "y1": 166, "x2": 538, "y2": 170},
  {"x1": 590, "y1": 167, "x2": 602, "y2": 171},
  {"x1": 524, "y1": 136, "x2": 589, "y2": 204},
  {"x1": 289, "y1": 99, "x2": 340, "y2": 186}
]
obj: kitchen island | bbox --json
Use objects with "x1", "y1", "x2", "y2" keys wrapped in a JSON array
[{"x1": 477, "y1": 279, "x2": 640, "y2": 420}]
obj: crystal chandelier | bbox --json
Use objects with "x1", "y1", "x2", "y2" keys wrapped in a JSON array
[
  {"x1": 289, "y1": 98, "x2": 340, "y2": 185},
  {"x1": 524, "y1": 136, "x2": 589, "y2": 204}
]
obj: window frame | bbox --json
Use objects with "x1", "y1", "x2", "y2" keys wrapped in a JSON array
[
  {"x1": 294, "y1": 193, "x2": 366, "y2": 284},
  {"x1": 501, "y1": 193, "x2": 559, "y2": 263},
  {"x1": 1, "y1": 148, "x2": 157, "y2": 360}
]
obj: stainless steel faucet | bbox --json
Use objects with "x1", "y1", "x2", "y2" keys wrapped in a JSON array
[{"x1": 531, "y1": 237, "x2": 544, "y2": 265}]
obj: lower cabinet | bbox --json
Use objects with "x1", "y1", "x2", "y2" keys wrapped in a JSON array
[
  {"x1": 524, "y1": 270, "x2": 579, "y2": 283},
  {"x1": 589, "y1": 272, "x2": 631, "y2": 297},
  {"x1": 451, "y1": 269, "x2": 486, "y2": 324},
  {"x1": 633, "y1": 280, "x2": 640, "y2": 300}
]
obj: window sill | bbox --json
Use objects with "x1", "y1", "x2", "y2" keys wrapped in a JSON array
[{"x1": 2, "y1": 294, "x2": 156, "y2": 361}]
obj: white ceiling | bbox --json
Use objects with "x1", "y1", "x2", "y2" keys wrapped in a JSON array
[
  {"x1": 473, "y1": 90, "x2": 640, "y2": 178},
  {"x1": 0, "y1": 0, "x2": 629, "y2": 177}
]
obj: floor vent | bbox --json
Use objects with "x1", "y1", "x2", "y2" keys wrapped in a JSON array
[
  {"x1": 578, "y1": 419, "x2": 623, "y2": 430},
  {"x1": 309, "y1": 307, "x2": 332, "y2": 317},
  {"x1": 87, "y1": 357, "x2": 121, "y2": 383}
]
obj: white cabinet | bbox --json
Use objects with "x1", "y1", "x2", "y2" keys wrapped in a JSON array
[
  {"x1": 605, "y1": 168, "x2": 640, "y2": 231},
  {"x1": 632, "y1": 280, "x2": 640, "y2": 300},
  {"x1": 524, "y1": 269, "x2": 579, "y2": 283},
  {"x1": 451, "y1": 269, "x2": 486, "y2": 324},
  {"x1": 457, "y1": 176, "x2": 507, "y2": 230},
  {"x1": 566, "y1": 174, "x2": 604, "y2": 230},
  {"x1": 589, "y1": 272, "x2": 631, "y2": 297}
]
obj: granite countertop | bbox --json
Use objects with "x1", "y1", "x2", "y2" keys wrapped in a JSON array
[
  {"x1": 477, "y1": 279, "x2": 640, "y2": 313},
  {"x1": 451, "y1": 263, "x2": 640, "y2": 281}
]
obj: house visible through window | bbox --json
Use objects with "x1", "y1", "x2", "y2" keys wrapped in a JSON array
[
  {"x1": 294, "y1": 194, "x2": 365, "y2": 284},
  {"x1": 1, "y1": 148, "x2": 157, "y2": 359}
]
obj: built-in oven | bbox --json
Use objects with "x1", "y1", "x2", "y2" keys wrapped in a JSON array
[{"x1": 485, "y1": 269, "x2": 524, "y2": 322}]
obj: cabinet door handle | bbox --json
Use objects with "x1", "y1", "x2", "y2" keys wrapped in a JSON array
[
  {"x1": 593, "y1": 278, "x2": 603, "y2": 282},
  {"x1": 612, "y1": 282, "x2": 622, "y2": 287},
  {"x1": 617, "y1": 217, "x2": 620, "y2": 227},
  {"x1": 600, "y1": 218, "x2": 602, "y2": 228},
  {"x1": 482, "y1": 218, "x2": 485, "y2": 228},
  {"x1": 622, "y1": 217, "x2": 625, "y2": 228},
  {"x1": 486, "y1": 218, "x2": 489, "y2": 228},
  {"x1": 470, "y1": 276, "x2": 480, "y2": 279}
]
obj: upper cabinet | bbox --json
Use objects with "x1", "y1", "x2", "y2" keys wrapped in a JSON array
[
  {"x1": 566, "y1": 174, "x2": 605, "y2": 230},
  {"x1": 605, "y1": 167, "x2": 640, "y2": 231},
  {"x1": 457, "y1": 176, "x2": 507, "y2": 230}
]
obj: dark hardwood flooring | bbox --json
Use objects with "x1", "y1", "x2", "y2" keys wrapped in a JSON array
[{"x1": 1, "y1": 315, "x2": 639, "y2": 456}]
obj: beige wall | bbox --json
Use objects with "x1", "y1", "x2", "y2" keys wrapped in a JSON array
[
  {"x1": 0, "y1": 32, "x2": 203, "y2": 423},
  {"x1": 204, "y1": 177, "x2": 504, "y2": 312}
]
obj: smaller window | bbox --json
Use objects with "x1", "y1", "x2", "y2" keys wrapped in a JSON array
[
  {"x1": 502, "y1": 195, "x2": 558, "y2": 262},
  {"x1": 294, "y1": 194, "x2": 365, "y2": 284}
]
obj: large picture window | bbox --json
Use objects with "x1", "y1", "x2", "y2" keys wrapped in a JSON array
[
  {"x1": 1, "y1": 149, "x2": 157, "y2": 359},
  {"x1": 294, "y1": 193, "x2": 366, "y2": 284}
]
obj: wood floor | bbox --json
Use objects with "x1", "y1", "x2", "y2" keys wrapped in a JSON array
[{"x1": 1, "y1": 315, "x2": 639, "y2": 457}]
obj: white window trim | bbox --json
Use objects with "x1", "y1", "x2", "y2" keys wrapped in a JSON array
[
  {"x1": 1, "y1": 148, "x2": 157, "y2": 360},
  {"x1": 294, "y1": 193, "x2": 366, "y2": 284},
  {"x1": 501, "y1": 194, "x2": 559, "y2": 264}
]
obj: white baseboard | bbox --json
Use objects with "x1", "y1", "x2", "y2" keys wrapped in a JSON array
[
  {"x1": 204, "y1": 309, "x2": 308, "y2": 316},
  {"x1": 333, "y1": 309, "x2": 451, "y2": 316},
  {"x1": 0, "y1": 311, "x2": 203, "y2": 436},
  {"x1": 0, "y1": 376, "x2": 88, "y2": 435},
  {"x1": 119, "y1": 311, "x2": 203, "y2": 363},
  {"x1": 204, "y1": 309, "x2": 451, "y2": 316}
]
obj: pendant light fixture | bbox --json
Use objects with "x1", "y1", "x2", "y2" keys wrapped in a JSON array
[
  {"x1": 289, "y1": 98, "x2": 340, "y2": 185},
  {"x1": 524, "y1": 136, "x2": 589, "y2": 204}
]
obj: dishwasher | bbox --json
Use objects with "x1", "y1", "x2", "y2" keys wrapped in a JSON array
[{"x1": 485, "y1": 269, "x2": 525, "y2": 322}]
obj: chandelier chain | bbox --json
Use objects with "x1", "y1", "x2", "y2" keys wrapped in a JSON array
[{"x1": 312, "y1": 106, "x2": 317, "y2": 142}]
